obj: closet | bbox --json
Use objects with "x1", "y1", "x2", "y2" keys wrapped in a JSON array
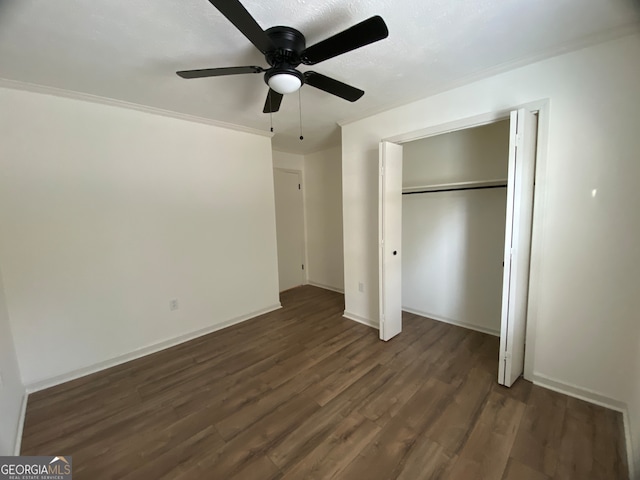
[
  {"x1": 401, "y1": 120, "x2": 510, "y2": 336},
  {"x1": 379, "y1": 108, "x2": 538, "y2": 386}
]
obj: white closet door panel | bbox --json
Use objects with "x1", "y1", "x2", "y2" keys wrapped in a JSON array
[
  {"x1": 499, "y1": 109, "x2": 537, "y2": 386},
  {"x1": 379, "y1": 141, "x2": 403, "y2": 341}
]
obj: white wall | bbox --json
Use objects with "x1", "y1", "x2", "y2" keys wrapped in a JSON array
[
  {"x1": 341, "y1": 33, "x2": 640, "y2": 475},
  {"x1": 402, "y1": 122, "x2": 509, "y2": 334},
  {"x1": 403, "y1": 190, "x2": 506, "y2": 335},
  {"x1": 272, "y1": 150, "x2": 304, "y2": 171},
  {"x1": 0, "y1": 268, "x2": 24, "y2": 455},
  {"x1": 0, "y1": 87, "x2": 280, "y2": 386},
  {"x1": 303, "y1": 146, "x2": 344, "y2": 292},
  {"x1": 403, "y1": 120, "x2": 510, "y2": 186}
]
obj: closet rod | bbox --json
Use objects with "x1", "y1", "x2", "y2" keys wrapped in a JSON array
[{"x1": 402, "y1": 184, "x2": 507, "y2": 195}]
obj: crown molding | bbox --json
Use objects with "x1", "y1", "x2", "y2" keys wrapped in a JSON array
[
  {"x1": 0, "y1": 78, "x2": 274, "y2": 138},
  {"x1": 338, "y1": 23, "x2": 640, "y2": 127}
]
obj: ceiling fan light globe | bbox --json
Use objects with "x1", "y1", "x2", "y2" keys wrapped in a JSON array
[{"x1": 268, "y1": 73, "x2": 302, "y2": 94}]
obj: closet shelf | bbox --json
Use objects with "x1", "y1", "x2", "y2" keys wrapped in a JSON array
[{"x1": 402, "y1": 179, "x2": 508, "y2": 195}]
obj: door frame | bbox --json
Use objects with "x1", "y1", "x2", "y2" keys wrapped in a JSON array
[
  {"x1": 380, "y1": 99, "x2": 550, "y2": 381},
  {"x1": 273, "y1": 167, "x2": 308, "y2": 289}
]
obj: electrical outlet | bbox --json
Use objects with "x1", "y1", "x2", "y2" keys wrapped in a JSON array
[
  {"x1": 169, "y1": 299, "x2": 179, "y2": 311},
  {"x1": 358, "y1": 282, "x2": 364, "y2": 293}
]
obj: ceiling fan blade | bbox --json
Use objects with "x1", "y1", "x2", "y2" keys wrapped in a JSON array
[
  {"x1": 263, "y1": 89, "x2": 284, "y2": 113},
  {"x1": 176, "y1": 66, "x2": 264, "y2": 79},
  {"x1": 207, "y1": 0, "x2": 275, "y2": 54},
  {"x1": 301, "y1": 16, "x2": 388, "y2": 65},
  {"x1": 303, "y1": 71, "x2": 364, "y2": 102}
]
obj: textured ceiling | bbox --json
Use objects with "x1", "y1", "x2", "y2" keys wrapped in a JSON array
[{"x1": 0, "y1": 0, "x2": 638, "y2": 153}]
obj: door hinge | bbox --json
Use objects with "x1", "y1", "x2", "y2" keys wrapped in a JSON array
[
  {"x1": 298, "y1": 184, "x2": 301, "y2": 190},
  {"x1": 380, "y1": 166, "x2": 384, "y2": 176},
  {"x1": 302, "y1": 264, "x2": 304, "y2": 270}
]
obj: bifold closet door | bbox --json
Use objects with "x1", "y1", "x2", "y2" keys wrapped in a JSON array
[
  {"x1": 498, "y1": 109, "x2": 538, "y2": 387},
  {"x1": 378, "y1": 141, "x2": 403, "y2": 341}
]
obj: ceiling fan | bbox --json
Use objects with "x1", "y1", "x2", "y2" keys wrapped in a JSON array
[{"x1": 176, "y1": 0, "x2": 389, "y2": 114}]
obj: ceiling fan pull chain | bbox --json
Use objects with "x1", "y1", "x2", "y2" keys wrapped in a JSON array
[
  {"x1": 299, "y1": 89, "x2": 304, "y2": 141},
  {"x1": 269, "y1": 92, "x2": 274, "y2": 132}
]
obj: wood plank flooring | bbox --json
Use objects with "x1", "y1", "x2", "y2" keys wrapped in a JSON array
[{"x1": 21, "y1": 286, "x2": 628, "y2": 479}]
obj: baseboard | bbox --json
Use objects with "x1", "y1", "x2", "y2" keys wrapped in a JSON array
[
  {"x1": 402, "y1": 307, "x2": 500, "y2": 337},
  {"x1": 529, "y1": 372, "x2": 626, "y2": 411},
  {"x1": 13, "y1": 392, "x2": 28, "y2": 456},
  {"x1": 306, "y1": 281, "x2": 344, "y2": 294},
  {"x1": 622, "y1": 410, "x2": 636, "y2": 480},
  {"x1": 26, "y1": 303, "x2": 282, "y2": 393},
  {"x1": 343, "y1": 311, "x2": 379, "y2": 330},
  {"x1": 342, "y1": 308, "x2": 500, "y2": 336},
  {"x1": 530, "y1": 372, "x2": 634, "y2": 480}
]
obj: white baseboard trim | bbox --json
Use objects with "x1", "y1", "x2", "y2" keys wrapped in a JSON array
[
  {"x1": 402, "y1": 307, "x2": 500, "y2": 337},
  {"x1": 529, "y1": 372, "x2": 626, "y2": 411},
  {"x1": 529, "y1": 372, "x2": 634, "y2": 480},
  {"x1": 306, "y1": 281, "x2": 344, "y2": 294},
  {"x1": 26, "y1": 303, "x2": 282, "y2": 394},
  {"x1": 13, "y1": 392, "x2": 28, "y2": 456},
  {"x1": 622, "y1": 410, "x2": 636, "y2": 480},
  {"x1": 343, "y1": 311, "x2": 378, "y2": 330}
]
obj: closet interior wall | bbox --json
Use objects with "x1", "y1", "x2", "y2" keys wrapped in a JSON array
[{"x1": 402, "y1": 120, "x2": 510, "y2": 335}]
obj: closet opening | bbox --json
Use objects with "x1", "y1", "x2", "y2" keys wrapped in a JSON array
[{"x1": 378, "y1": 107, "x2": 541, "y2": 387}]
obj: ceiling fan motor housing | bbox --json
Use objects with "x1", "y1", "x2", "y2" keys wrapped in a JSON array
[{"x1": 263, "y1": 26, "x2": 306, "y2": 89}]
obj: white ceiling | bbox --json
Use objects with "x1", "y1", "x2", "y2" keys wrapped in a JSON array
[{"x1": 0, "y1": 0, "x2": 638, "y2": 153}]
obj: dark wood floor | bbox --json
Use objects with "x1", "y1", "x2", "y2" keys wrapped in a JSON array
[{"x1": 21, "y1": 286, "x2": 628, "y2": 479}]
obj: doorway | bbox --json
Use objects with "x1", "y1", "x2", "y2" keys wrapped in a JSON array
[
  {"x1": 378, "y1": 107, "x2": 541, "y2": 387},
  {"x1": 273, "y1": 168, "x2": 305, "y2": 292}
]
